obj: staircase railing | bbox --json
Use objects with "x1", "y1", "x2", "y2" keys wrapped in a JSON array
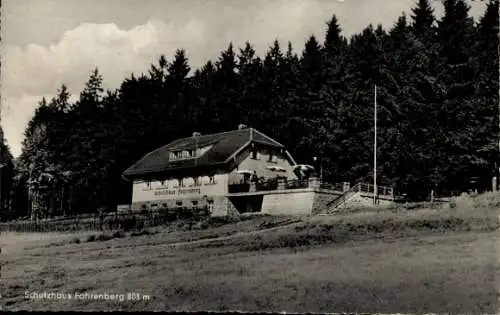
[
  {"x1": 326, "y1": 182, "x2": 362, "y2": 210},
  {"x1": 325, "y1": 181, "x2": 394, "y2": 212},
  {"x1": 358, "y1": 183, "x2": 394, "y2": 198}
]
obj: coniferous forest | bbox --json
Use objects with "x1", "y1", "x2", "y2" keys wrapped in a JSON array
[{"x1": 0, "y1": 0, "x2": 498, "y2": 220}]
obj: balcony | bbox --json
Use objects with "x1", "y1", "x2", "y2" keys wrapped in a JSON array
[{"x1": 227, "y1": 177, "x2": 345, "y2": 194}]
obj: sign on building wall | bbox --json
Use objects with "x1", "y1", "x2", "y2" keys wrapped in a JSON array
[
  {"x1": 117, "y1": 204, "x2": 132, "y2": 212},
  {"x1": 153, "y1": 187, "x2": 202, "y2": 196}
]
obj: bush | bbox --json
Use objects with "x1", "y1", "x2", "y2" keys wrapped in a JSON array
[
  {"x1": 198, "y1": 220, "x2": 210, "y2": 230},
  {"x1": 96, "y1": 233, "x2": 113, "y2": 242},
  {"x1": 112, "y1": 230, "x2": 125, "y2": 238},
  {"x1": 136, "y1": 219, "x2": 145, "y2": 230},
  {"x1": 176, "y1": 221, "x2": 185, "y2": 229},
  {"x1": 130, "y1": 229, "x2": 155, "y2": 237}
]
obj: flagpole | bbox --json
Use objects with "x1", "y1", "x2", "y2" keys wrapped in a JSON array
[{"x1": 374, "y1": 85, "x2": 377, "y2": 206}]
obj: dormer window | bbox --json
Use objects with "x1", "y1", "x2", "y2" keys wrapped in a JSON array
[
  {"x1": 268, "y1": 153, "x2": 278, "y2": 163},
  {"x1": 169, "y1": 151, "x2": 183, "y2": 160},
  {"x1": 169, "y1": 149, "x2": 201, "y2": 161}
]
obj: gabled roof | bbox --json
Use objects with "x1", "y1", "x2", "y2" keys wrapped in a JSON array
[{"x1": 123, "y1": 128, "x2": 288, "y2": 179}]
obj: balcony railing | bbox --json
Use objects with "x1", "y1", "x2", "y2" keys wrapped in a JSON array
[
  {"x1": 285, "y1": 179, "x2": 310, "y2": 190},
  {"x1": 227, "y1": 178, "x2": 348, "y2": 194},
  {"x1": 256, "y1": 179, "x2": 279, "y2": 191}
]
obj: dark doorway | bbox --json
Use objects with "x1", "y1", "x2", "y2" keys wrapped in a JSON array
[{"x1": 229, "y1": 195, "x2": 264, "y2": 213}]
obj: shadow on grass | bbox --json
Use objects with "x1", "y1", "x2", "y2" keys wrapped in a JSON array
[{"x1": 196, "y1": 207, "x2": 500, "y2": 252}]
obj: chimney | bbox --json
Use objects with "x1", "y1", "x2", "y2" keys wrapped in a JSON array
[
  {"x1": 238, "y1": 124, "x2": 248, "y2": 130},
  {"x1": 192, "y1": 132, "x2": 201, "y2": 137}
]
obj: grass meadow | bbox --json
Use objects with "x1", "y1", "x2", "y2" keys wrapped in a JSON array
[{"x1": 1, "y1": 193, "x2": 500, "y2": 313}]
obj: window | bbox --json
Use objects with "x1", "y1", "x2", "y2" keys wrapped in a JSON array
[
  {"x1": 251, "y1": 150, "x2": 258, "y2": 159},
  {"x1": 176, "y1": 201, "x2": 183, "y2": 207},
  {"x1": 207, "y1": 200, "x2": 214, "y2": 212},
  {"x1": 160, "y1": 180, "x2": 166, "y2": 187},
  {"x1": 194, "y1": 177, "x2": 201, "y2": 186},
  {"x1": 146, "y1": 181, "x2": 152, "y2": 189},
  {"x1": 182, "y1": 150, "x2": 189, "y2": 158},
  {"x1": 179, "y1": 178, "x2": 184, "y2": 187},
  {"x1": 267, "y1": 151, "x2": 278, "y2": 163},
  {"x1": 192, "y1": 200, "x2": 198, "y2": 208},
  {"x1": 170, "y1": 151, "x2": 183, "y2": 160},
  {"x1": 209, "y1": 175, "x2": 216, "y2": 184}
]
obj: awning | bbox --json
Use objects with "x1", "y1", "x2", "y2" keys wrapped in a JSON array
[
  {"x1": 293, "y1": 164, "x2": 315, "y2": 171},
  {"x1": 236, "y1": 170, "x2": 254, "y2": 175},
  {"x1": 267, "y1": 165, "x2": 287, "y2": 172}
]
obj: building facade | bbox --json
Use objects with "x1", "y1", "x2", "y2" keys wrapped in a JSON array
[{"x1": 122, "y1": 126, "x2": 298, "y2": 216}]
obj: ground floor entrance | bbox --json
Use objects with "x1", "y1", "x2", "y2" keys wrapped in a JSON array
[{"x1": 228, "y1": 195, "x2": 264, "y2": 214}]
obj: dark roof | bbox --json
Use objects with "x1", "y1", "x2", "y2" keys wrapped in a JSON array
[{"x1": 123, "y1": 128, "x2": 287, "y2": 179}]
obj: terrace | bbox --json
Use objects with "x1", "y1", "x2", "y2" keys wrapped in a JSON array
[{"x1": 227, "y1": 177, "x2": 350, "y2": 195}]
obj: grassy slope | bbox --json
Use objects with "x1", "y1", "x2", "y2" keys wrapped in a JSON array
[{"x1": 2, "y1": 196, "x2": 500, "y2": 313}]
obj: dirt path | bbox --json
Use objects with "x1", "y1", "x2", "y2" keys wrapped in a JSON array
[{"x1": 160, "y1": 218, "x2": 304, "y2": 248}]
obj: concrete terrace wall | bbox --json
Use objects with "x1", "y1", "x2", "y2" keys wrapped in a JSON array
[
  {"x1": 260, "y1": 189, "x2": 316, "y2": 215},
  {"x1": 257, "y1": 188, "x2": 342, "y2": 215},
  {"x1": 211, "y1": 196, "x2": 232, "y2": 217}
]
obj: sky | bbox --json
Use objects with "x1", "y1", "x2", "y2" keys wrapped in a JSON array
[{"x1": 0, "y1": 0, "x2": 488, "y2": 158}]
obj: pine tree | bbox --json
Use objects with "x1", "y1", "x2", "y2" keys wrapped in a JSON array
[
  {"x1": 67, "y1": 68, "x2": 107, "y2": 214},
  {"x1": 297, "y1": 35, "x2": 324, "y2": 156},
  {"x1": 213, "y1": 43, "x2": 240, "y2": 128},
  {"x1": 436, "y1": 0, "x2": 478, "y2": 193},
  {"x1": 279, "y1": 42, "x2": 302, "y2": 157},
  {"x1": 192, "y1": 61, "x2": 220, "y2": 134},
  {"x1": 469, "y1": 0, "x2": 500, "y2": 189},
  {"x1": 410, "y1": 0, "x2": 435, "y2": 38},
  {"x1": 318, "y1": 15, "x2": 349, "y2": 181},
  {"x1": 0, "y1": 125, "x2": 15, "y2": 220},
  {"x1": 237, "y1": 42, "x2": 264, "y2": 129},
  {"x1": 165, "y1": 49, "x2": 193, "y2": 137},
  {"x1": 324, "y1": 15, "x2": 348, "y2": 58}
]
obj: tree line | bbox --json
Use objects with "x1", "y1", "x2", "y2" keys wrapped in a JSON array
[{"x1": 0, "y1": 0, "x2": 498, "y2": 220}]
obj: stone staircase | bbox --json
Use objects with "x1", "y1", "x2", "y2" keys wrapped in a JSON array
[{"x1": 320, "y1": 181, "x2": 394, "y2": 214}]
